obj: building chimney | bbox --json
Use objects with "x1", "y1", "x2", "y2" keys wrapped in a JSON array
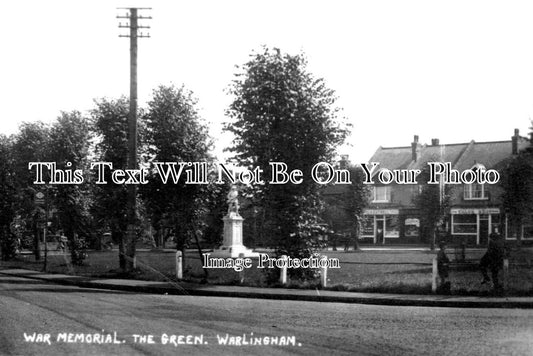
[
  {"x1": 412, "y1": 135, "x2": 419, "y2": 162},
  {"x1": 512, "y1": 128, "x2": 519, "y2": 155},
  {"x1": 431, "y1": 138, "x2": 440, "y2": 146}
]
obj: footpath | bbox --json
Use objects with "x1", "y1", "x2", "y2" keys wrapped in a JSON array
[{"x1": 1, "y1": 268, "x2": 533, "y2": 309}]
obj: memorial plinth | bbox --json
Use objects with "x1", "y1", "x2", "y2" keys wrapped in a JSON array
[{"x1": 211, "y1": 212, "x2": 259, "y2": 258}]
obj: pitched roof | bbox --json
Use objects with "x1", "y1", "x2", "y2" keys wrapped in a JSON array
[
  {"x1": 368, "y1": 136, "x2": 530, "y2": 171},
  {"x1": 454, "y1": 139, "x2": 529, "y2": 171},
  {"x1": 369, "y1": 146, "x2": 412, "y2": 170}
]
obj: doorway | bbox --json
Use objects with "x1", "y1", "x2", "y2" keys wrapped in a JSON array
[
  {"x1": 479, "y1": 215, "x2": 489, "y2": 246},
  {"x1": 376, "y1": 219, "x2": 384, "y2": 245}
]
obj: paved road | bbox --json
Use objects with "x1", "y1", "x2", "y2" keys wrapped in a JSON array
[{"x1": 1, "y1": 274, "x2": 532, "y2": 356}]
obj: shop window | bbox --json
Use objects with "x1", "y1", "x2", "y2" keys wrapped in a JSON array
[
  {"x1": 385, "y1": 215, "x2": 399, "y2": 237},
  {"x1": 373, "y1": 186, "x2": 391, "y2": 202},
  {"x1": 452, "y1": 214, "x2": 477, "y2": 235},
  {"x1": 361, "y1": 216, "x2": 374, "y2": 237},
  {"x1": 404, "y1": 218, "x2": 420, "y2": 237}
]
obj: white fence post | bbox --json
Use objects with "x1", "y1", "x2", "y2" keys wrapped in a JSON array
[
  {"x1": 320, "y1": 255, "x2": 328, "y2": 288},
  {"x1": 238, "y1": 253, "x2": 245, "y2": 284},
  {"x1": 176, "y1": 250, "x2": 183, "y2": 280},
  {"x1": 432, "y1": 257, "x2": 438, "y2": 293},
  {"x1": 279, "y1": 255, "x2": 288, "y2": 285}
]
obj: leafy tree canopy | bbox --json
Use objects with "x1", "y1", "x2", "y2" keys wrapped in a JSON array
[
  {"x1": 141, "y1": 85, "x2": 213, "y2": 252},
  {"x1": 225, "y1": 47, "x2": 350, "y2": 277}
]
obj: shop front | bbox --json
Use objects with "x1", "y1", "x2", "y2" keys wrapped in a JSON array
[
  {"x1": 450, "y1": 208, "x2": 501, "y2": 245},
  {"x1": 361, "y1": 209, "x2": 400, "y2": 244},
  {"x1": 505, "y1": 213, "x2": 533, "y2": 241}
]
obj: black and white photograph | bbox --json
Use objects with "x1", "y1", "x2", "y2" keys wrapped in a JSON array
[{"x1": 1, "y1": 1, "x2": 533, "y2": 355}]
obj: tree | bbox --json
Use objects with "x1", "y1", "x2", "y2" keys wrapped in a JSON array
[
  {"x1": 413, "y1": 166, "x2": 451, "y2": 250},
  {"x1": 343, "y1": 166, "x2": 370, "y2": 250},
  {"x1": 501, "y1": 140, "x2": 533, "y2": 245},
  {"x1": 0, "y1": 134, "x2": 18, "y2": 260},
  {"x1": 47, "y1": 111, "x2": 93, "y2": 265},
  {"x1": 141, "y1": 85, "x2": 212, "y2": 269},
  {"x1": 201, "y1": 177, "x2": 230, "y2": 247},
  {"x1": 90, "y1": 97, "x2": 130, "y2": 269},
  {"x1": 225, "y1": 47, "x2": 350, "y2": 279},
  {"x1": 12, "y1": 121, "x2": 51, "y2": 260},
  {"x1": 323, "y1": 165, "x2": 369, "y2": 251}
]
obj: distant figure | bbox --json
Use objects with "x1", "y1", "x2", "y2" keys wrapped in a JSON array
[
  {"x1": 437, "y1": 241, "x2": 450, "y2": 285},
  {"x1": 376, "y1": 228, "x2": 384, "y2": 244},
  {"x1": 227, "y1": 185, "x2": 240, "y2": 214},
  {"x1": 58, "y1": 232, "x2": 67, "y2": 251},
  {"x1": 480, "y1": 227, "x2": 505, "y2": 290}
]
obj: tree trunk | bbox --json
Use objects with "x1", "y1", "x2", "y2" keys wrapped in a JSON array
[
  {"x1": 430, "y1": 227, "x2": 436, "y2": 251},
  {"x1": 192, "y1": 226, "x2": 208, "y2": 279},
  {"x1": 115, "y1": 229, "x2": 126, "y2": 271},
  {"x1": 34, "y1": 226, "x2": 41, "y2": 261},
  {"x1": 352, "y1": 222, "x2": 360, "y2": 251}
]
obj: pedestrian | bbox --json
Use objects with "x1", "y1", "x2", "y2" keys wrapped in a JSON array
[
  {"x1": 436, "y1": 241, "x2": 451, "y2": 293},
  {"x1": 437, "y1": 241, "x2": 450, "y2": 285},
  {"x1": 480, "y1": 227, "x2": 505, "y2": 290},
  {"x1": 58, "y1": 231, "x2": 67, "y2": 251}
]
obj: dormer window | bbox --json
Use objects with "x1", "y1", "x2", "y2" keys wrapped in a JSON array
[
  {"x1": 373, "y1": 186, "x2": 391, "y2": 202},
  {"x1": 463, "y1": 164, "x2": 488, "y2": 200}
]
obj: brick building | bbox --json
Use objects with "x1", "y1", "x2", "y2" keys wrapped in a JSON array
[{"x1": 352, "y1": 129, "x2": 532, "y2": 246}]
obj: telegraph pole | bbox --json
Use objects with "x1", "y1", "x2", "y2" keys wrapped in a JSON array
[{"x1": 117, "y1": 8, "x2": 151, "y2": 272}]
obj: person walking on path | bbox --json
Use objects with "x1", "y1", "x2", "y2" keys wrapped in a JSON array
[
  {"x1": 480, "y1": 228, "x2": 505, "y2": 291},
  {"x1": 437, "y1": 241, "x2": 451, "y2": 293},
  {"x1": 437, "y1": 241, "x2": 450, "y2": 283}
]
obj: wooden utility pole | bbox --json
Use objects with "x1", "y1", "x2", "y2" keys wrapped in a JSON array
[{"x1": 117, "y1": 8, "x2": 151, "y2": 272}]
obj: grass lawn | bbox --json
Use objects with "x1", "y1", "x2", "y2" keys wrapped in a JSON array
[{"x1": 2, "y1": 247, "x2": 533, "y2": 296}]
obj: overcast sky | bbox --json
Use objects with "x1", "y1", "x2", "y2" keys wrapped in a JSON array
[{"x1": 2, "y1": 0, "x2": 533, "y2": 162}]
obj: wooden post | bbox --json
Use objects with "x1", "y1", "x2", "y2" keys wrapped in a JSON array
[
  {"x1": 279, "y1": 255, "x2": 288, "y2": 285},
  {"x1": 432, "y1": 257, "x2": 438, "y2": 293},
  {"x1": 43, "y1": 224, "x2": 48, "y2": 272},
  {"x1": 503, "y1": 258, "x2": 509, "y2": 291},
  {"x1": 320, "y1": 255, "x2": 328, "y2": 288},
  {"x1": 125, "y1": 7, "x2": 139, "y2": 273},
  {"x1": 238, "y1": 253, "x2": 245, "y2": 284},
  {"x1": 176, "y1": 250, "x2": 183, "y2": 280}
]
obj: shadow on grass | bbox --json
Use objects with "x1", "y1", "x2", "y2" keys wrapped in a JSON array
[
  {"x1": 327, "y1": 282, "x2": 432, "y2": 295},
  {"x1": 387, "y1": 267, "x2": 433, "y2": 274},
  {"x1": 5, "y1": 287, "x2": 133, "y2": 294}
]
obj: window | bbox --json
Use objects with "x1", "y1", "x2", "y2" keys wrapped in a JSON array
[
  {"x1": 452, "y1": 214, "x2": 477, "y2": 234},
  {"x1": 373, "y1": 186, "x2": 391, "y2": 202},
  {"x1": 490, "y1": 214, "x2": 501, "y2": 234},
  {"x1": 463, "y1": 164, "x2": 488, "y2": 200},
  {"x1": 507, "y1": 214, "x2": 533, "y2": 240},
  {"x1": 361, "y1": 216, "x2": 374, "y2": 237},
  {"x1": 404, "y1": 218, "x2": 420, "y2": 237},
  {"x1": 523, "y1": 214, "x2": 533, "y2": 240},
  {"x1": 464, "y1": 183, "x2": 487, "y2": 200},
  {"x1": 385, "y1": 215, "x2": 399, "y2": 237},
  {"x1": 506, "y1": 217, "x2": 519, "y2": 240}
]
